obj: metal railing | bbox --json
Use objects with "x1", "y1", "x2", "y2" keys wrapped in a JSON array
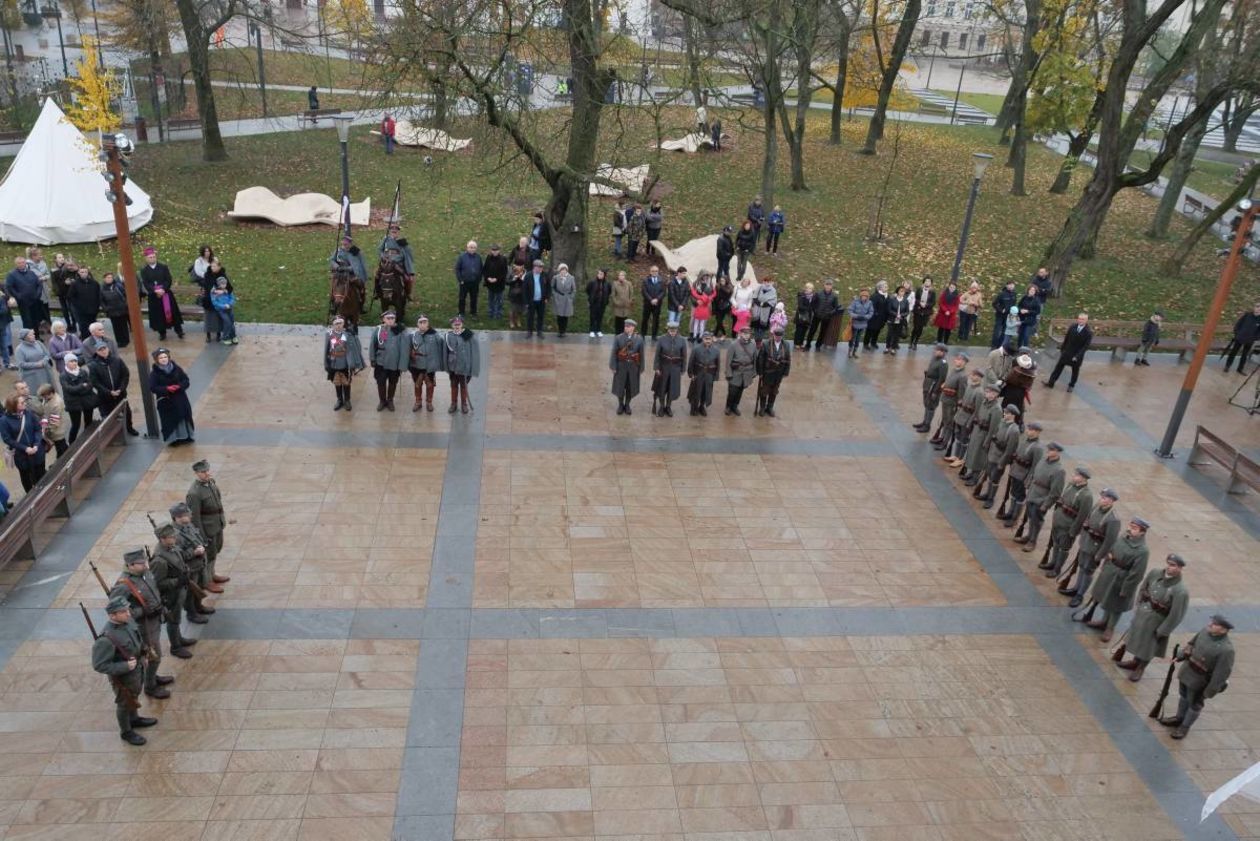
[{"x1": 0, "y1": 400, "x2": 130, "y2": 570}]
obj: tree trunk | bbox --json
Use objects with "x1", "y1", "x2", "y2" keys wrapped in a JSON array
[
  {"x1": 683, "y1": 14, "x2": 703, "y2": 106},
  {"x1": 1048, "y1": 106, "x2": 1099, "y2": 194},
  {"x1": 173, "y1": 0, "x2": 230, "y2": 162},
  {"x1": 828, "y1": 25, "x2": 850, "y2": 145},
  {"x1": 761, "y1": 101, "x2": 778, "y2": 207},
  {"x1": 860, "y1": 0, "x2": 920, "y2": 155},
  {"x1": 1146, "y1": 112, "x2": 1208, "y2": 240},
  {"x1": 1223, "y1": 92, "x2": 1256, "y2": 152},
  {"x1": 1161, "y1": 166, "x2": 1260, "y2": 275},
  {"x1": 1042, "y1": 177, "x2": 1117, "y2": 293},
  {"x1": 1010, "y1": 120, "x2": 1028, "y2": 196},
  {"x1": 431, "y1": 74, "x2": 449, "y2": 129}
]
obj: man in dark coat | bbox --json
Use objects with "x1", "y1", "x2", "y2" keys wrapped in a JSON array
[
  {"x1": 610, "y1": 318, "x2": 644, "y2": 415},
  {"x1": 3, "y1": 255, "x2": 48, "y2": 337},
  {"x1": 1045, "y1": 312, "x2": 1093, "y2": 392},
  {"x1": 1224, "y1": 301, "x2": 1259, "y2": 373},
  {"x1": 754, "y1": 324, "x2": 791, "y2": 417},
  {"x1": 715, "y1": 226, "x2": 735, "y2": 280},
  {"x1": 811, "y1": 279, "x2": 840, "y2": 351},
  {"x1": 1030, "y1": 267, "x2": 1053, "y2": 304},
  {"x1": 454, "y1": 240, "x2": 484, "y2": 317},
  {"x1": 525, "y1": 259, "x2": 551, "y2": 338},
  {"x1": 725, "y1": 324, "x2": 757, "y2": 416},
  {"x1": 687, "y1": 332, "x2": 720, "y2": 416},
  {"x1": 370, "y1": 310, "x2": 409, "y2": 411},
  {"x1": 653, "y1": 322, "x2": 688, "y2": 417},
  {"x1": 989, "y1": 280, "x2": 1017, "y2": 349},
  {"x1": 913, "y1": 342, "x2": 948, "y2": 432},
  {"x1": 641, "y1": 266, "x2": 665, "y2": 340},
  {"x1": 139, "y1": 247, "x2": 184, "y2": 341},
  {"x1": 88, "y1": 342, "x2": 139, "y2": 436},
  {"x1": 482, "y1": 244, "x2": 510, "y2": 320}
]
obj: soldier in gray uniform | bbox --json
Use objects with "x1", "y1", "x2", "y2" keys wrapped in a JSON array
[
  {"x1": 91, "y1": 596, "x2": 158, "y2": 745},
  {"x1": 1017, "y1": 440, "x2": 1064, "y2": 550},
  {"x1": 687, "y1": 332, "x2": 721, "y2": 416},
  {"x1": 444, "y1": 315, "x2": 480, "y2": 415},
  {"x1": 1041, "y1": 465, "x2": 1092, "y2": 576},
  {"x1": 610, "y1": 318, "x2": 645, "y2": 415},
  {"x1": 370, "y1": 309, "x2": 409, "y2": 412},
  {"x1": 973, "y1": 403, "x2": 1020, "y2": 507},
  {"x1": 171, "y1": 502, "x2": 215, "y2": 624},
  {"x1": 408, "y1": 315, "x2": 443, "y2": 412},
  {"x1": 187, "y1": 460, "x2": 228, "y2": 592},
  {"x1": 653, "y1": 322, "x2": 689, "y2": 417},
  {"x1": 324, "y1": 315, "x2": 366, "y2": 411},
  {"x1": 931, "y1": 351, "x2": 969, "y2": 451},
  {"x1": 1082, "y1": 515, "x2": 1150, "y2": 642},
  {"x1": 999, "y1": 420, "x2": 1043, "y2": 525},
  {"x1": 379, "y1": 222, "x2": 416, "y2": 276},
  {"x1": 724, "y1": 324, "x2": 757, "y2": 416},
  {"x1": 1160, "y1": 615, "x2": 1234, "y2": 739},
  {"x1": 109, "y1": 548, "x2": 171, "y2": 699},
  {"x1": 149, "y1": 523, "x2": 197, "y2": 659},
  {"x1": 330, "y1": 235, "x2": 368, "y2": 285},
  {"x1": 914, "y1": 342, "x2": 950, "y2": 433},
  {"x1": 1117, "y1": 553, "x2": 1189, "y2": 681},
  {"x1": 961, "y1": 381, "x2": 1001, "y2": 484},
  {"x1": 754, "y1": 325, "x2": 791, "y2": 417},
  {"x1": 1061, "y1": 487, "x2": 1121, "y2": 607},
  {"x1": 945, "y1": 368, "x2": 983, "y2": 465}
]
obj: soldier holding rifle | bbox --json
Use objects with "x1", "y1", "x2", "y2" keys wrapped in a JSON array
[
  {"x1": 87, "y1": 596, "x2": 158, "y2": 746},
  {"x1": 106, "y1": 549, "x2": 172, "y2": 700},
  {"x1": 1158, "y1": 615, "x2": 1234, "y2": 739},
  {"x1": 610, "y1": 319, "x2": 644, "y2": 415},
  {"x1": 171, "y1": 502, "x2": 216, "y2": 624},
  {"x1": 1116, "y1": 554, "x2": 1189, "y2": 682},
  {"x1": 149, "y1": 520, "x2": 200, "y2": 659}
]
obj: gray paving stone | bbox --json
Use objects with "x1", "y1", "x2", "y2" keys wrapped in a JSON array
[
  {"x1": 406, "y1": 689, "x2": 465, "y2": 747},
  {"x1": 469, "y1": 609, "x2": 541, "y2": 639},
  {"x1": 416, "y1": 638, "x2": 468, "y2": 689},
  {"x1": 350, "y1": 608, "x2": 427, "y2": 639},
  {"x1": 396, "y1": 747, "x2": 460, "y2": 815},
  {"x1": 393, "y1": 813, "x2": 456, "y2": 841}
]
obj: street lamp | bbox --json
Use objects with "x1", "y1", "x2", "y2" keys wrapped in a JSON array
[
  {"x1": 100, "y1": 133, "x2": 159, "y2": 438},
  {"x1": 333, "y1": 114, "x2": 353, "y2": 235},
  {"x1": 1156, "y1": 197, "x2": 1258, "y2": 457},
  {"x1": 948, "y1": 152, "x2": 993, "y2": 285},
  {"x1": 248, "y1": 18, "x2": 268, "y2": 118},
  {"x1": 39, "y1": 2, "x2": 68, "y2": 77}
]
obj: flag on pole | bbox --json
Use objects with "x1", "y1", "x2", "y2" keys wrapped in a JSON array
[
  {"x1": 388, "y1": 180, "x2": 401, "y2": 226},
  {"x1": 341, "y1": 192, "x2": 352, "y2": 239}
]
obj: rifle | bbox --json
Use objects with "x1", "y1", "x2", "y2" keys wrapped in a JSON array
[
  {"x1": 1071, "y1": 599, "x2": 1098, "y2": 624},
  {"x1": 88, "y1": 561, "x2": 111, "y2": 596},
  {"x1": 80, "y1": 602, "x2": 141, "y2": 712},
  {"x1": 1014, "y1": 505, "x2": 1030, "y2": 539},
  {"x1": 148, "y1": 528, "x2": 208, "y2": 601},
  {"x1": 1039, "y1": 538, "x2": 1052, "y2": 569},
  {"x1": 651, "y1": 370, "x2": 662, "y2": 415},
  {"x1": 997, "y1": 477, "x2": 1013, "y2": 518},
  {"x1": 1149, "y1": 644, "x2": 1181, "y2": 719},
  {"x1": 1057, "y1": 557, "x2": 1078, "y2": 590},
  {"x1": 1110, "y1": 629, "x2": 1129, "y2": 662}
]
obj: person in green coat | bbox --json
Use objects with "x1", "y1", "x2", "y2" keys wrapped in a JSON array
[
  {"x1": 1118, "y1": 554, "x2": 1189, "y2": 681},
  {"x1": 960, "y1": 382, "x2": 1000, "y2": 484},
  {"x1": 1061, "y1": 487, "x2": 1121, "y2": 607},
  {"x1": 187, "y1": 460, "x2": 228, "y2": 592},
  {"x1": 945, "y1": 369, "x2": 983, "y2": 464},
  {"x1": 931, "y1": 351, "x2": 970, "y2": 452},
  {"x1": 444, "y1": 315, "x2": 480, "y2": 415},
  {"x1": 1160, "y1": 615, "x2": 1234, "y2": 739},
  {"x1": 172, "y1": 502, "x2": 214, "y2": 624},
  {"x1": 973, "y1": 403, "x2": 1020, "y2": 508},
  {"x1": 1041, "y1": 466, "x2": 1092, "y2": 577},
  {"x1": 1018, "y1": 441, "x2": 1065, "y2": 551},
  {"x1": 1082, "y1": 516, "x2": 1150, "y2": 641},
  {"x1": 148, "y1": 522, "x2": 197, "y2": 660},
  {"x1": 999, "y1": 421, "x2": 1043, "y2": 526},
  {"x1": 91, "y1": 595, "x2": 158, "y2": 745},
  {"x1": 109, "y1": 548, "x2": 171, "y2": 699}
]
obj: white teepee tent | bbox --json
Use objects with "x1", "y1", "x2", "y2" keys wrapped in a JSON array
[{"x1": 0, "y1": 98, "x2": 153, "y2": 244}]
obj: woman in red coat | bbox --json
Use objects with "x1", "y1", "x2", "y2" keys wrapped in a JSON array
[
  {"x1": 689, "y1": 271, "x2": 716, "y2": 342},
  {"x1": 933, "y1": 280, "x2": 961, "y2": 344}
]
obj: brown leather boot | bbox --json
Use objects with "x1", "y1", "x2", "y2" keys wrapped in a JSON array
[
  {"x1": 205, "y1": 583, "x2": 225, "y2": 594},
  {"x1": 448, "y1": 382, "x2": 459, "y2": 413},
  {"x1": 426, "y1": 379, "x2": 434, "y2": 411}
]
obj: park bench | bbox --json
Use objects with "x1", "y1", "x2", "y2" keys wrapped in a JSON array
[
  {"x1": 1188, "y1": 426, "x2": 1260, "y2": 495},
  {"x1": 0, "y1": 401, "x2": 129, "y2": 570},
  {"x1": 299, "y1": 108, "x2": 343, "y2": 126},
  {"x1": 0, "y1": 130, "x2": 26, "y2": 145},
  {"x1": 1183, "y1": 194, "x2": 1211, "y2": 219},
  {"x1": 1046, "y1": 317, "x2": 1232, "y2": 362},
  {"x1": 918, "y1": 100, "x2": 950, "y2": 116},
  {"x1": 166, "y1": 117, "x2": 202, "y2": 137}
]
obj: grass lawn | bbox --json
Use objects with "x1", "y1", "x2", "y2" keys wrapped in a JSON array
[
  {"x1": 7, "y1": 107, "x2": 1254, "y2": 338},
  {"x1": 930, "y1": 89, "x2": 1006, "y2": 115},
  {"x1": 134, "y1": 48, "x2": 370, "y2": 92},
  {"x1": 1129, "y1": 149, "x2": 1241, "y2": 202},
  {"x1": 132, "y1": 82, "x2": 419, "y2": 123}
]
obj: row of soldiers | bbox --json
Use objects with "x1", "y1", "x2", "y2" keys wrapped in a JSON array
[
  {"x1": 89, "y1": 460, "x2": 229, "y2": 746},
  {"x1": 914, "y1": 346, "x2": 1235, "y2": 740},
  {"x1": 610, "y1": 320, "x2": 791, "y2": 418}
]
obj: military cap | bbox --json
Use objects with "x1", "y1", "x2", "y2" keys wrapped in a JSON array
[
  {"x1": 1046, "y1": 441, "x2": 1064, "y2": 452},
  {"x1": 1130, "y1": 516, "x2": 1150, "y2": 530},
  {"x1": 702, "y1": 331, "x2": 714, "y2": 338},
  {"x1": 1166, "y1": 553, "x2": 1186, "y2": 567},
  {"x1": 192, "y1": 460, "x2": 210, "y2": 473},
  {"x1": 1100, "y1": 487, "x2": 1119, "y2": 501},
  {"x1": 933, "y1": 342, "x2": 948, "y2": 352},
  {"x1": 169, "y1": 501, "x2": 190, "y2": 517},
  {"x1": 1210, "y1": 614, "x2": 1234, "y2": 630},
  {"x1": 667, "y1": 322, "x2": 680, "y2": 330},
  {"x1": 771, "y1": 325, "x2": 785, "y2": 335},
  {"x1": 984, "y1": 381, "x2": 1001, "y2": 393},
  {"x1": 1002, "y1": 403, "x2": 1021, "y2": 415},
  {"x1": 106, "y1": 595, "x2": 131, "y2": 614},
  {"x1": 969, "y1": 367, "x2": 984, "y2": 377},
  {"x1": 955, "y1": 351, "x2": 970, "y2": 362},
  {"x1": 625, "y1": 318, "x2": 637, "y2": 327},
  {"x1": 1074, "y1": 465, "x2": 1091, "y2": 478},
  {"x1": 123, "y1": 548, "x2": 147, "y2": 566},
  {"x1": 1027, "y1": 421, "x2": 1043, "y2": 431},
  {"x1": 156, "y1": 523, "x2": 177, "y2": 539}
]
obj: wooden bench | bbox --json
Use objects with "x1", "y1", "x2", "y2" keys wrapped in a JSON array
[
  {"x1": 298, "y1": 108, "x2": 343, "y2": 127},
  {"x1": 166, "y1": 117, "x2": 202, "y2": 137},
  {"x1": 918, "y1": 100, "x2": 950, "y2": 116},
  {"x1": 1188, "y1": 426, "x2": 1260, "y2": 495},
  {"x1": 0, "y1": 401, "x2": 129, "y2": 569},
  {"x1": 1046, "y1": 317, "x2": 1232, "y2": 362},
  {"x1": 0, "y1": 130, "x2": 26, "y2": 145},
  {"x1": 1183, "y1": 194, "x2": 1211, "y2": 219}
]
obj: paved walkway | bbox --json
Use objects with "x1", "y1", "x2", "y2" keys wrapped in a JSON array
[{"x1": 0, "y1": 327, "x2": 1258, "y2": 840}]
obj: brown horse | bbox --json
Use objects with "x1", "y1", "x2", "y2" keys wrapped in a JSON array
[
  {"x1": 373, "y1": 257, "x2": 413, "y2": 323},
  {"x1": 329, "y1": 269, "x2": 367, "y2": 330}
]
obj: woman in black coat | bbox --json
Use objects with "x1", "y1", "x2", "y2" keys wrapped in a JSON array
[
  {"x1": 59, "y1": 353, "x2": 99, "y2": 443},
  {"x1": 908, "y1": 276, "x2": 936, "y2": 349},
  {"x1": 99, "y1": 271, "x2": 131, "y2": 348},
  {"x1": 148, "y1": 348, "x2": 195, "y2": 445},
  {"x1": 199, "y1": 257, "x2": 232, "y2": 343},
  {"x1": 586, "y1": 268, "x2": 612, "y2": 337},
  {"x1": 863, "y1": 281, "x2": 890, "y2": 350},
  {"x1": 66, "y1": 267, "x2": 103, "y2": 340}
]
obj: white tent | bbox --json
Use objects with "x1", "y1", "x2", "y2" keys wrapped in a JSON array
[
  {"x1": 650, "y1": 234, "x2": 757, "y2": 282},
  {"x1": 0, "y1": 98, "x2": 153, "y2": 244}
]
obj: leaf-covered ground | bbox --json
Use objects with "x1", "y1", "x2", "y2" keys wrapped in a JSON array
[{"x1": 19, "y1": 108, "x2": 1256, "y2": 338}]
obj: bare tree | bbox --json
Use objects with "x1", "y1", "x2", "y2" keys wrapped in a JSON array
[
  {"x1": 1161, "y1": 165, "x2": 1260, "y2": 275},
  {"x1": 859, "y1": 0, "x2": 920, "y2": 155},
  {"x1": 173, "y1": 0, "x2": 241, "y2": 162},
  {"x1": 810, "y1": 0, "x2": 858, "y2": 145}
]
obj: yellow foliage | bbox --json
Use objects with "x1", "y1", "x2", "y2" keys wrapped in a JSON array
[
  {"x1": 832, "y1": 31, "x2": 915, "y2": 110},
  {"x1": 328, "y1": 0, "x2": 374, "y2": 44},
  {"x1": 64, "y1": 38, "x2": 120, "y2": 135}
]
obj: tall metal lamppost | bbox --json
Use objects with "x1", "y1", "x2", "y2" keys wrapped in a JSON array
[
  {"x1": 949, "y1": 152, "x2": 994, "y2": 286},
  {"x1": 333, "y1": 114, "x2": 353, "y2": 235},
  {"x1": 40, "y1": 1, "x2": 68, "y2": 77},
  {"x1": 1156, "y1": 197, "x2": 1258, "y2": 457}
]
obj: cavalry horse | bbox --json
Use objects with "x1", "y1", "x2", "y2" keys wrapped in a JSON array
[
  {"x1": 373, "y1": 255, "x2": 413, "y2": 323},
  {"x1": 328, "y1": 266, "x2": 367, "y2": 330}
]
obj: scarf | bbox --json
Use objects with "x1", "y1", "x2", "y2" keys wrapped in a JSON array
[{"x1": 158, "y1": 361, "x2": 174, "y2": 374}]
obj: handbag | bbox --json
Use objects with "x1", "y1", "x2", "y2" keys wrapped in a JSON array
[{"x1": 842, "y1": 322, "x2": 853, "y2": 342}]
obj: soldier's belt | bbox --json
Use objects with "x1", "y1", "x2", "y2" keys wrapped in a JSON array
[
  {"x1": 1060, "y1": 505, "x2": 1079, "y2": 519},
  {"x1": 1188, "y1": 657, "x2": 1209, "y2": 674},
  {"x1": 942, "y1": 387, "x2": 958, "y2": 397},
  {"x1": 1107, "y1": 555, "x2": 1135, "y2": 571},
  {"x1": 662, "y1": 355, "x2": 682, "y2": 363},
  {"x1": 200, "y1": 508, "x2": 223, "y2": 515},
  {"x1": 702, "y1": 365, "x2": 718, "y2": 374},
  {"x1": 1143, "y1": 596, "x2": 1171, "y2": 615},
  {"x1": 959, "y1": 405, "x2": 975, "y2": 416},
  {"x1": 1084, "y1": 526, "x2": 1105, "y2": 541},
  {"x1": 1015, "y1": 457, "x2": 1033, "y2": 467},
  {"x1": 976, "y1": 421, "x2": 991, "y2": 431}
]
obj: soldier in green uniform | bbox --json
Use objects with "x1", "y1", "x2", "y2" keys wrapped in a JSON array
[
  {"x1": 171, "y1": 502, "x2": 215, "y2": 624},
  {"x1": 724, "y1": 325, "x2": 757, "y2": 416},
  {"x1": 945, "y1": 369, "x2": 984, "y2": 466},
  {"x1": 687, "y1": 332, "x2": 720, "y2": 416},
  {"x1": 1118, "y1": 553, "x2": 1189, "y2": 681},
  {"x1": 109, "y1": 549, "x2": 171, "y2": 699},
  {"x1": 1041, "y1": 465, "x2": 1092, "y2": 576},
  {"x1": 961, "y1": 381, "x2": 1001, "y2": 485},
  {"x1": 91, "y1": 595, "x2": 158, "y2": 745},
  {"x1": 914, "y1": 342, "x2": 949, "y2": 433},
  {"x1": 187, "y1": 460, "x2": 228, "y2": 593},
  {"x1": 1061, "y1": 487, "x2": 1121, "y2": 607},
  {"x1": 610, "y1": 319, "x2": 645, "y2": 415},
  {"x1": 931, "y1": 351, "x2": 969, "y2": 451},
  {"x1": 1160, "y1": 615, "x2": 1234, "y2": 739},
  {"x1": 653, "y1": 322, "x2": 689, "y2": 417},
  {"x1": 754, "y1": 325, "x2": 791, "y2": 417},
  {"x1": 999, "y1": 420, "x2": 1043, "y2": 526},
  {"x1": 149, "y1": 523, "x2": 197, "y2": 659},
  {"x1": 973, "y1": 403, "x2": 1020, "y2": 508},
  {"x1": 1081, "y1": 516, "x2": 1150, "y2": 642},
  {"x1": 1018, "y1": 441, "x2": 1065, "y2": 550}
]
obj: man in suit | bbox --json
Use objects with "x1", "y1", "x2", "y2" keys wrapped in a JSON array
[
  {"x1": 1044, "y1": 312, "x2": 1092, "y2": 392},
  {"x1": 525, "y1": 259, "x2": 551, "y2": 338}
]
